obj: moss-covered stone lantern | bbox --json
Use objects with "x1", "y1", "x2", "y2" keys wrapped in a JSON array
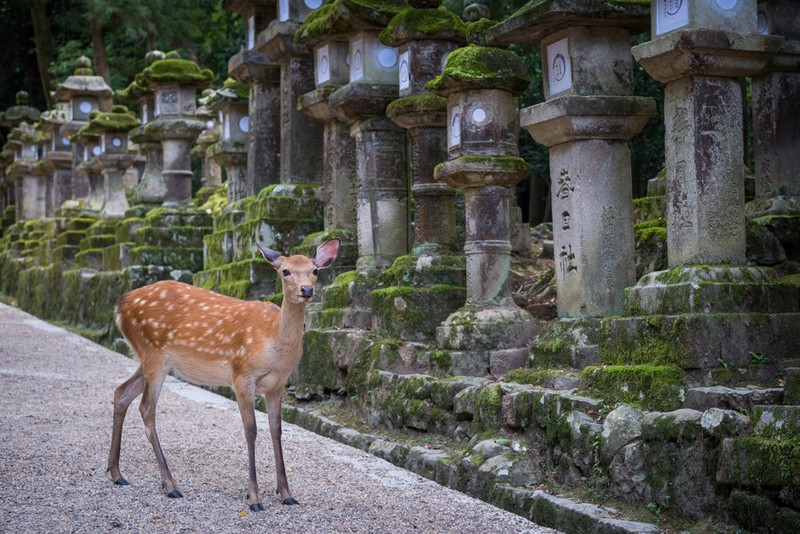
[
  {"x1": 55, "y1": 57, "x2": 113, "y2": 203},
  {"x1": 5, "y1": 123, "x2": 46, "y2": 220},
  {"x1": 118, "y1": 51, "x2": 166, "y2": 204},
  {"x1": 207, "y1": 79, "x2": 251, "y2": 201},
  {"x1": 71, "y1": 125, "x2": 104, "y2": 213},
  {"x1": 226, "y1": 0, "x2": 282, "y2": 195},
  {"x1": 428, "y1": 45, "x2": 538, "y2": 375},
  {"x1": 1, "y1": 92, "x2": 42, "y2": 220},
  {"x1": 142, "y1": 51, "x2": 214, "y2": 206}
]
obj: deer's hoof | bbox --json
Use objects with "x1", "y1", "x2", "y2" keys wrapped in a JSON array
[
  {"x1": 249, "y1": 503, "x2": 266, "y2": 512},
  {"x1": 113, "y1": 477, "x2": 129, "y2": 486},
  {"x1": 167, "y1": 490, "x2": 183, "y2": 499},
  {"x1": 282, "y1": 497, "x2": 299, "y2": 506}
]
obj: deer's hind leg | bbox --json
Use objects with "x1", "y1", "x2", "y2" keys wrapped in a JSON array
[{"x1": 108, "y1": 366, "x2": 144, "y2": 486}]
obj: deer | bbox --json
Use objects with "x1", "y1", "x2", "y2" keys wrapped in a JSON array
[{"x1": 107, "y1": 238, "x2": 340, "y2": 511}]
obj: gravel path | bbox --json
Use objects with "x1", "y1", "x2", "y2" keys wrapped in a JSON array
[{"x1": 0, "y1": 302, "x2": 557, "y2": 533}]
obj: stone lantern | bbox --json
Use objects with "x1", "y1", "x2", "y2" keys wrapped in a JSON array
[
  {"x1": 82, "y1": 105, "x2": 141, "y2": 218},
  {"x1": 226, "y1": 0, "x2": 282, "y2": 195},
  {"x1": 207, "y1": 80, "x2": 251, "y2": 202},
  {"x1": 1, "y1": 91, "x2": 41, "y2": 220},
  {"x1": 118, "y1": 51, "x2": 166, "y2": 205},
  {"x1": 141, "y1": 51, "x2": 214, "y2": 206},
  {"x1": 38, "y1": 98, "x2": 73, "y2": 212},
  {"x1": 486, "y1": 0, "x2": 656, "y2": 326},
  {"x1": 324, "y1": 0, "x2": 409, "y2": 271},
  {"x1": 255, "y1": 0, "x2": 323, "y2": 186},
  {"x1": 748, "y1": 0, "x2": 800, "y2": 216},
  {"x1": 296, "y1": 2, "x2": 358, "y2": 236},
  {"x1": 55, "y1": 57, "x2": 113, "y2": 203},
  {"x1": 194, "y1": 89, "x2": 223, "y2": 189},
  {"x1": 72, "y1": 126, "x2": 105, "y2": 213},
  {"x1": 429, "y1": 45, "x2": 538, "y2": 375},
  {"x1": 5, "y1": 123, "x2": 46, "y2": 220}
]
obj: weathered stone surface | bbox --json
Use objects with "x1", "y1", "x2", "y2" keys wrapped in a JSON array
[
  {"x1": 601, "y1": 404, "x2": 643, "y2": 461},
  {"x1": 478, "y1": 454, "x2": 542, "y2": 486},
  {"x1": 700, "y1": 408, "x2": 750, "y2": 439},
  {"x1": 752, "y1": 405, "x2": 800, "y2": 436},
  {"x1": 472, "y1": 439, "x2": 510, "y2": 459},
  {"x1": 684, "y1": 386, "x2": 784, "y2": 412}
]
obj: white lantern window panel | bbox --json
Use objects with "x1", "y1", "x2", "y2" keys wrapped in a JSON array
[
  {"x1": 715, "y1": 0, "x2": 737, "y2": 9},
  {"x1": 223, "y1": 113, "x2": 231, "y2": 140},
  {"x1": 247, "y1": 16, "x2": 256, "y2": 50},
  {"x1": 757, "y1": 3, "x2": 768, "y2": 34},
  {"x1": 471, "y1": 108, "x2": 487, "y2": 124},
  {"x1": 79, "y1": 101, "x2": 94, "y2": 114},
  {"x1": 206, "y1": 119, "x2": 215, "y2": 130},
  {"x1": 317, "y1": 45, "x2": 331, "y2": 85},
  {"x1": 279, "y1": 0, "x2": 289, "y2": 21},
  {"x1": 92, "y1": 145, "x2": 102, "y2": 156},
  {"x1": 449, "y1": 106, "x2": 461, "y2": 149},
  {"x1": 546, "y1": 38, "x2": 572, "y2": 96},
  {"x1": 351, "y1": 38, "x2": 365, "y2": 81},
  {"x1": 305, "y1": 0, "x2": 322, "y2": 8},
  {"x1": 111, "y1": 137, "x2": 123, "y2": 148},
  {"x1": 62, "y1": 136, "x2": 70, "y2": 147},
  {"x1": 239, "y1": 116, "x2": 250, "y2": 134},
  {"x1": 656, "y1": 0, "x2": 690, "y2": 35},
  {"x1": 398, "y1": 50, "x2": 410, "y2": 91},
  {"x1": 376, "y1": 47, "x2": 397, "y2": 70}
]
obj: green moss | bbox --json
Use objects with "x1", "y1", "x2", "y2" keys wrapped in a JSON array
[
  {"x1": 427, "y1": 45, "x2": 530, "y2": 96},
  {"x1": 222, "y1": 77, "x2": 249, "y2": 100},
  {"x1": 506, "y1": 368, "x2": 566, "y2": 386},
  {"x1": 386, "y1": 93, "x2": 447, "y2": 119},
  {"x1": 84, "y1": 105, "x2": 140, "y2": 133},
  {"x1": 726, "y1": 435, "x2": 800, "y2": 489},
  {"x1": 380, "y1": 6, "x2": 466, "y2": 45},
  {"x1": 581, "y1": 364, "x2": 685, "y2": 412},
  {"x1": 429, "y1": 350, "x2": 452, "y2": 374},
  {"x1": 476, "y1": 384, "x2": 504, "y2": 430},
  {"x1": 140, "y1": 57, "x2": 214, "y2": 86}
]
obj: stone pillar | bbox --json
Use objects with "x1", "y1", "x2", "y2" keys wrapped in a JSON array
[
  {"x1": 749, "y1": 0, "x2": 800, "y2": 216},
  {"x1": 54, "y1": 57, "x2": 113, "y2": 204},
  {"x1": 83, "y1": 106, "x2": 141, "y2": 218},
  {"x1": 140, "y1": 53, "x2": 212, "y2": 206},
  {"x1": 208, "y1": 81, "x2": 251, "y2": 202},
  {"x1": 429, "y1": 45, "x2": 538, "y2": 375},
  {"x1": 487, "y1": 1, "x2": 655, "y2": 318},
  {"x1": 227, "y1": 0, "x2": 282, "y2": 195},
  {"x1": 6, "y1": 124, "x2": 46, "y2": 220},
  {"x1": 633, "y1": 0, "x2": 780, "y2": 267},
  {"x1": 256, "y1": 3, "x2": 323, "y2": 185},
  {"x1": 74, "y1": 132, "x2": 105, "y2": 213}
]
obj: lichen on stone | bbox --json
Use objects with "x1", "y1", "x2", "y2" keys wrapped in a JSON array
[
  {"x1": 426, "y1": 45, "x2": 530, "y2": 96},
  {"x1": 380, "y1": 6, "x2": 467, "y2": 45}
]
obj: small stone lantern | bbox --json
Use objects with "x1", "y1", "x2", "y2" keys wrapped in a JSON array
[
  {"x1": 429, "y1": 45, "x2": 537, "y2": 375},
  {"x1": 72, "y1": 121, "x2": 105, "y2": 213},
  {"x1": 141, "y1": 52, "x2": 213, "y2": 205},
  {"x1": 1, "y1": 92, "x2": 42, "y2": 220},
  {"x1": 5, "y1": 123, "x2": 46, "y2": 220},
  {"x1": 55, "y1": 57, "x2": 113, "y2": 203},
  {"x1": 83, "y1": 105, "x2": 141, "y2": 218},
  {"x1": 194, "y1": 89, "x2": 222, "y2": 189},
  {"x1": 207, "y1": 80, "x2": 251, "y2": 202}
]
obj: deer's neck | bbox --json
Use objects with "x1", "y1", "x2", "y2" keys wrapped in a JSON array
[{"x1": 277, "y1": 300, "x2": 307, "y2": 349}]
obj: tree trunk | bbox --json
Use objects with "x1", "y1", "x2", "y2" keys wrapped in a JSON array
[
  {"x1": 25, "y1": 0, "x2": 53, "y2": 110},
  {"x1": 88, "y1": 4, "x2": 111, "y2": 86}
]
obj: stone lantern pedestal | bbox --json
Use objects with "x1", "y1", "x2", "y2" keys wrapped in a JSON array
[
  {"x1": 226, "y1": 0, "x2": 282, "y2": 195},
  {"x1": 207, "y1": 80, "x2": 251, "y2": 202},
  {"x1": 429, "y1": 45, "x2": 538, "y2": 376},
  {"x1": 38, "y1": 101, "x2": 73, "y2": 214},
  {"x1": 73, "y1": 132, "x2": 105, "y2": 214}
]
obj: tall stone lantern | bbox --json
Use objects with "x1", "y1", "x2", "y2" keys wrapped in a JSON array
[
  {"x1": 118, "y1": 51, "x2": 166, "y2": 205},
  {"x1": 748, "y1": 0, "x2": 800, "y2": 216},
  {"x1": 325, "y1": 0, "x2": 409, "y2": 271},
  {"x1": 429, "y1": 45, "x2": 538, "y2": 375},
  {"x1": 71, "y1": 126, "x2": 105, "y2": 213},
  {"x1": 194, "y1": 89, "x2": 223, "y2": 189},
  {"x1": 141, "y1": 52, "x2": 214, "y2": 206},
  {"x1": 226, "y1": 0, "x2": 282, "y2": 195},
  {"x1": 296, "y1": 2, "x2": 358, "y2": 236},
  {"x1": 1, "y1": 91, "x2": 41, "y2": 220},
  {"x1": 486, "y1": 0, "x2": 656, "y2": 325},
  {"x1": 82, "y1": 105, "x2": 141, "y2": 218},
  {"x1": 255, "y1": 0, "x2": 324, "y2": 186},
  {"x1": 207, "y1": 80, "x2": 251, "y2": 202},
  {"x1": 55, "y1": 57, "x2": 113, "y2": 203},
  {"x1": 5, "y1": 123, "x2": 45, "y2": 220},
  {"x1": 38, "y1": 98, "x2": 73, "y2": 213}
]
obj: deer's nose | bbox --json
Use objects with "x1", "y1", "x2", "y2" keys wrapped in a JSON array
[{"x1": 300, "y1": 286, "x2": 314, "y2": 298}]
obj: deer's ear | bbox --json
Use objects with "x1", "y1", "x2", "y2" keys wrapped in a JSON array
[
  {"x1": 313, "y1": 238, "x2": 340, "y2": 269},
  {"x1": 257, "y1": 243, "x2": 283, "y2": 269}
]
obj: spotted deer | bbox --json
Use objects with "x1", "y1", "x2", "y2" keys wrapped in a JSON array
[{"x1": 107, "y1": 238, "x2": 340, "y2": 511}]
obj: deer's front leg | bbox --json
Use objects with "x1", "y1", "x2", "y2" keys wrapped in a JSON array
[
  {"x1": 265, "y1": 390, "x2": 298, "y2": 505},
  {"x1": 234, "y1": 383, "x2": 264, "y2": 512}
]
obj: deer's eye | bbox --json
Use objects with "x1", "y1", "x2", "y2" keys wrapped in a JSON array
[
  {"x1": 282, "y1": 269, "x2": 290, "y2": 277},
  {"x1": 312, "y1": 269, "x2": 319, "y2": 276}
]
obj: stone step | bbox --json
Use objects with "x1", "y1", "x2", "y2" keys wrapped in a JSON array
[
  {"x1": 625, "y1": 266, "x2": 798, "y2": 315},
  {"x1": 133, "y1": 225, "x2": 211, "y2": 248},
  {"x1": 752, "y1": 405, "x2": 800, "y2": 436},
  {"x1": 683, "y1": 386, "x2": 784, "y2": 412},
  {"x1": 372, "y1": 284, "x2": 465, "y2": 343},
  {"x1": 601, "y1": 313, "x2": 800, "y2": 370}
]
